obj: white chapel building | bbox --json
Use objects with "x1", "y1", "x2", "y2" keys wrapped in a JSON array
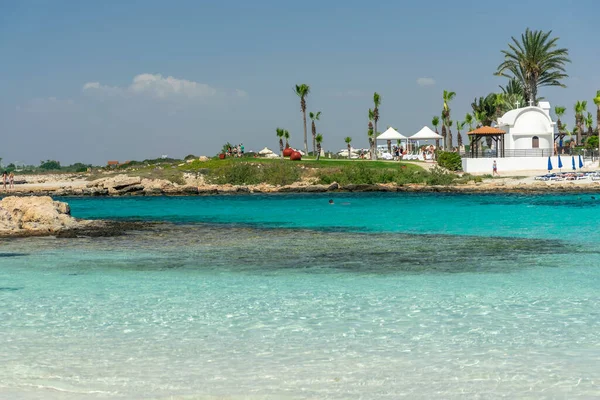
[
  {"x1": 496, "y1": 101, "x2": 555, "y2": 154},
  {"x1": 462, "y1": 101, "x2": 567, "y2": 173}
]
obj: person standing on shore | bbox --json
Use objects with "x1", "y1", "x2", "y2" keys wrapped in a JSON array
[
  {"x1": 8, "y1": 171, "x2": 14, "y2": 190},
  {"x1": 2, "y1": 171, "x2": 7, "y2": 191},
  {"x1": 492, "y1": 160, "x2": 499, "y2": 176}
]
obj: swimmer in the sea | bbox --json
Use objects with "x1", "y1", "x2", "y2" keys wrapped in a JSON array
[{"x1": 329, "y1": 199, "x2": 334, "y2": 204}]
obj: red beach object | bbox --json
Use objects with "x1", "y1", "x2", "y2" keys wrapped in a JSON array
[
  {"x1": 283, "y1": 148, "x2": 294, "y2": 157},
  {"x1": 219, "y1": 153, "x2": 226, "y2": 159},
  {"x1": 290, "y1": 151, "x2": 302, "y2": 161}
]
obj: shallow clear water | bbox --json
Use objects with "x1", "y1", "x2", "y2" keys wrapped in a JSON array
[{"x1": 1, "y1": 193, "x2": 600, "y2": 399}]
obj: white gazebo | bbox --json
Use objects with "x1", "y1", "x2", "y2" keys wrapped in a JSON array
[
  {"x1": 405, "y1": 126, "x2": 443, "y2": 153},
  {"x1": 409, "y1": 126, "x2": 444, "y2": 141},
  {"x1": 377, "y1": 127, "x2": 408, "y2": 142},
  {"x1": 377, "y1": 127, "x2": 409, "y2": 152}
]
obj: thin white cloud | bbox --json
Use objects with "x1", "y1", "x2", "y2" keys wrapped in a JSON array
[
  {"x1": 417, "y1": 77, "x2": 436, "y2": 86},
  {"x1": 82, "y1": 73, "x2": 246, "y2": 100}
]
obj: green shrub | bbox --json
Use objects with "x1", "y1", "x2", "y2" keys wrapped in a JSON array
[
  {"x1": 208, "y1": 161, "x2": 301, "y2": 186},
  {"x1": 437, "y1": 152, "x2": 462, "y2": 171},
  {"x1": 261, "y1": 162, "x2": 301, "y2": 185},
  {"x1": 39, "y1": 160, "x2": 61, "y2": 171},
  {"x1": 209, "y1": 163, "x2": 262, "y2": 185},
  {"x1": 424, "y1": 166, "x2": 456, "y2": 185}
]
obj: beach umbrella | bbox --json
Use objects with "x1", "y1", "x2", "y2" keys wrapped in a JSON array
[
  {"x1": 547, "y1": 157, "x2": 553, "y2": 171},
  {"x1": 558, "y1": 154, "x2": 563, "y2": 170},
  {"x1": 579, "y1": 155, "x2": 584, "y2": 169},
  {"x1": 571, "y1": 156, "x2": 576, "y2": 171}
]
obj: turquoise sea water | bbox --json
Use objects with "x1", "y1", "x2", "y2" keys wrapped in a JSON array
[{"x1": 1, "y1": 193, "x2": 600, "y2": 399}]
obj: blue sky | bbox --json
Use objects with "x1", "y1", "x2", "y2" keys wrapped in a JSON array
[{"x1": 1, "y1": 0, "x2": 599, "y2": 165}]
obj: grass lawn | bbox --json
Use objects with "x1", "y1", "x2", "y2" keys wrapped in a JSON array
[{"x1": 179, "y1": 156, "x2": 425, "y2": 173}]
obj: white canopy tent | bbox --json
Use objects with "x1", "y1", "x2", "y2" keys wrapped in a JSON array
[
  {"x1": 258, "y1": 147, "x2": 275, "y2": 155},
  {"x1": 376, "y1": 127, "x2": 409, "y2": 141},
  {"x1": 409, "y1": 126, "x2": 443, "y2": 141},
  {"x1": 376, "y1": 127, "x2": 410, "y2": 156}
]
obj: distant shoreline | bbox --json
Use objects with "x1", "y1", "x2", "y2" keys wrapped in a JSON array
[{"x1": 2, "y1": 182, "x2": 600, "y2": 196}]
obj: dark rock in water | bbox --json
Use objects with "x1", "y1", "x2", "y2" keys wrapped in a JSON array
[
  {"x1": 303, "y1": 185, "x2": 328, "y2": 193},
  {"x1": 116, "y1": 184, "x2": 144, "y2": 195},
  {"x1": 198, "y1": 188, "x2": 219, "y2": 195},
  {"x1": 56, "y1": 220, "x2": 158, "y2": 238},
  {"x1": 237, "y1": 187, "x2": 250, "y2": 193},
  {"x1": 342, "y1": 184, "x2": 380, "y2": 192},
  {"x1": 180, "y1": 185, "x2": 199, "y2": 194}
]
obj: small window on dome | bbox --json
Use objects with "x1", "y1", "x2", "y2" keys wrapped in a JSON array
[{"x1": 532, "y1": 136, "x2": 539, "y2": 148}]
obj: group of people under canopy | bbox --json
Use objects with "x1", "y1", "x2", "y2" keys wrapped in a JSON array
[{"x1": 376, "y1": 126, "x2": 443, "y2": 161}]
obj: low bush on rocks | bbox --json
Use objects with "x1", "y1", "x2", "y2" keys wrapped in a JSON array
[{"x1": 437, "y1": 152, "x2": 462, "y2": 171}]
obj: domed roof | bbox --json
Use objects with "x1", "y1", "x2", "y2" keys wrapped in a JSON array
[{"x1": 497, "y1": 106, "x2": 553, "y2": 127}]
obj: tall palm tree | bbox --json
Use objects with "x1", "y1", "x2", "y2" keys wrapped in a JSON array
[
  {"x1": 368, "y1": 109, "x2": 375, "y2": 159},
  {"x1": 442, "y1": 90, "x2": 456, "y2": 150},
  {"x1": 495, "y1": 28, "x2": 570, "y2": 103},
  {"x1": 315, "y1": 133, "x2": 323, "y2": 160},
  {"x1": 465, "y1": 113, "x2": 474, "y2": 131},
  {"x1": 554, "y1": 106, "x2": 566, "y2": 134},
  {"x1": 586, "y1": 112, "x2": 594, "y2": 139},
  {"x1": 574, "y1": 101, "x2": 587, "y2": 145},
  {"x1": 432, "y1": 116, "x2": 440, "y2": 149},
  {"x1": 294, "y1": 84, "x2": 310, "y2": 154},
  {"x1": 594, "y1": 90, "x2": 600, "y2": 139},
  {"x1": 456, "y1": 120, "x2": 465, "y2": 149},
  {"x1": 284, "y1": 130, "x2": 291, "y2": 149},
  {"x1": 446, "y1": 119, "x2": 453, "y2": 151},
  {"x1": 276, "y1": 127, "x2": 285, "y2": 156},
  {"x1": 344, "y1": 137, "x2": 352, "y2": 160},
  {"x1": 372, "y1": 93, "x2": 381, "y2": 160},
  {"x1": 309, "y1": 111, "x2": 321, "y2": 156}
]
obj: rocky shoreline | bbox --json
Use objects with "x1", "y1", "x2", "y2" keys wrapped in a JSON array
[{"x1": 2, "y1": 174, "x2": 600, "y2": 197}]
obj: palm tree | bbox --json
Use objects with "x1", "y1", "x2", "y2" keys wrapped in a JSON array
[
  {"x1": 474, "y1": 111, "x2": 486, "y2": 128},
  {"x1": 344, "y1": 137, "x2": 352, "y2": 160},
  {"x1": 315, "y1": 133, "x2": 323, "y2": 160},
  {"x1": 432, "y1": 116, "x2": 440, "y2": 149},
  {"x1": 442, "y1": 90, "x2": 456, "y2": 150},
  {"x1": 465, "y1": 113, "x2": 474, "y2": 131},
  {"x1": 368, "y1": 109, "x2": 375, "y2": 159},
  {"x1": 309, "y1": 111, "x2": 321, "y2": 156},
  {"x1": 372, "y1": 93, "x2": 381, "y2": 160},
  {"x1": 471, "y1": 95, "x2": 496, "y2": 126},
  {"x1": 495, "y1": 28, "x2": 570, "y2": 103},
  {"x1": 276, "y1": 127, "x2": 285, "y2": 156},
  {"x1": 284, "y1": 130, "x2": 291, "y2": 148},
  {"x1": 574, "y1": 101, "x2": 587, "y2": 145},
  {"x1": 494, "y1": 93, "x2": 505, "y2": 120},
  {"x1": 594, "y1": 90, "x2": 600, "y2": 139},
  {"x1": 456, "y1": 120, "x2": 465, "y2": 149},
  {"x1": 586, "y1": 112, "x2": 594, "y2": 139},
  {"x1": 554, "y1": 106, "x2": 566, "y2": 134},
  {"x1": 294, "y1": 84, "x2": 310, "y2": 154},
  {"x1": 499, "y1": 78, "x2": 525, "y2": 98},
  {"x1": 446, "y1": 119, "x2": 453, "y2": 151}
]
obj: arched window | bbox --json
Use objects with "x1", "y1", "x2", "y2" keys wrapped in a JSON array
[{"x1": 532, "y1": 136, "x2": 539, "y2": 148}]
